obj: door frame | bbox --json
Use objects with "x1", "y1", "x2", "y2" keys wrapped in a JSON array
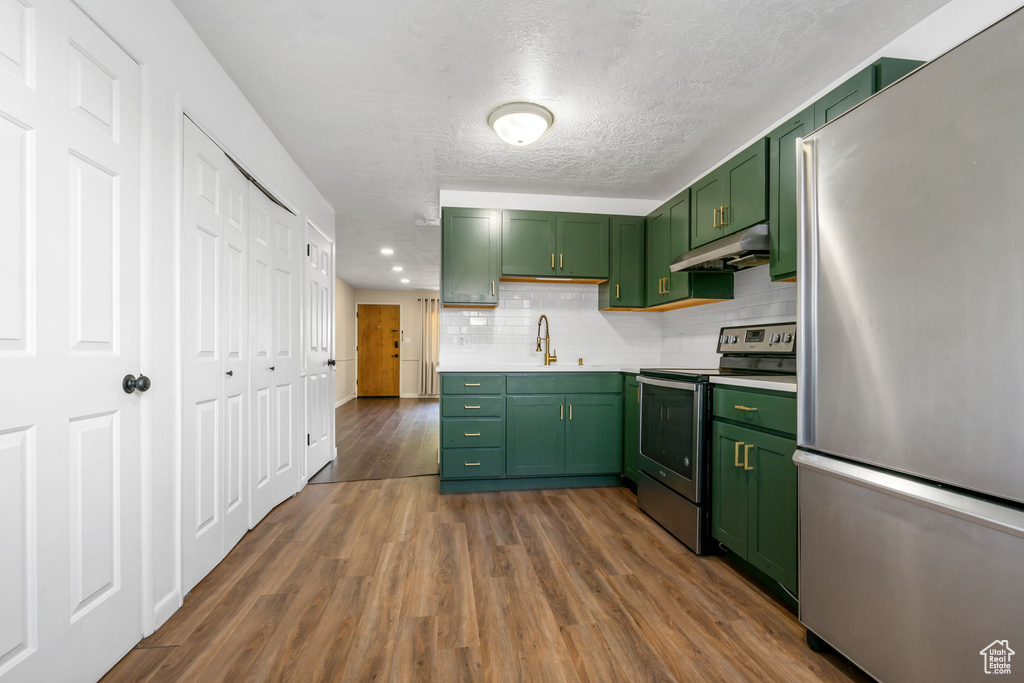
[{"x1": 354, "y1": 302, "x2": 403, "y2": 397}]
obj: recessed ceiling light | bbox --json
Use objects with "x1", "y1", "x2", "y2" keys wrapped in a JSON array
[
  {"x1": 380, "y1": 248, "x2": 394, "y2": 255},
  {"x1": 392, "y1": 266, "x2": 403, "y2": 272},
  {"x1": 400, "y1": 278, "x2": 409, "y2": 284},
  {"x1": 487, "y1": 102, "x2": 553, "y2": 146}
]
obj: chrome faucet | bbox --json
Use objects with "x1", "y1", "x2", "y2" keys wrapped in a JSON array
[{"x1": 536, "y1": 315, "x2": 558, "y2": 366}]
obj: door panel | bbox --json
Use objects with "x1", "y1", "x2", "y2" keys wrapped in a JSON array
[
  {"x1": 305, "y1": 222, "x2": 333, "y2": 478},
  {"x1": 0, "y1": 4, "x2": 143, "y2": 680},
  {"x1": 690, "y1": 172, "x2": 723, "y2": 248},
  {"x1": 813, "y1": 66, "x2": 873, "y2": 128},
  {"x1": 564, "y1": 394, "x2": 622, "y2": 474},
  {"x1": 606, "y1": 216, "x2": 644, "y2": 308},
  {"x1": 622, "y1": 376, "x2": 639, "y2": 482},
  {"x1": 645, "y1": 211, "x2": 668, "y2": 306},
  {"x1": 769, "y1": 107, "x2": 813, "y2": 280},
  {"x1": 357, "y1": 304, "x2": 400, "y2": 396},
  {"x1": 665, "y1": 191, "x2": 691, "y2": 299},
  {"x1": 505, "y1": 395, "x2": 564, "y2": 476},
  {"x1": 442, "y1": 208, "x2": 499, "y2": 305},
  {"x1": 501, "y1": 210, "x2": 556, "y2": 276},
  {"x1": 746, "y1": 430, "x2": 798, "y2": 593},
  {"x1": 557, "y1": 213, "x2": 608, "y2": 277},
  {"x1": 722, "y1": 138, "x2": 768, "y2": 235},
  {"x1": 710, "y1": 422, "x2": 748, "y2": 555}
]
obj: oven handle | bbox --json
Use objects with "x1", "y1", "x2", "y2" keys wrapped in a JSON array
[{"x1": 638, "y1": 376, "x2": 699, "y2": 391}]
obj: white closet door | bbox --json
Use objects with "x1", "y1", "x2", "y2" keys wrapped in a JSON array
[
  {"x1": 249, "y1": 185, "x2": 300, "y2": 524},
  {"x1": 0, "y1": 2, "x2": 143, "y2": 680},
  {"x1": 181, "y1": 119, "x2": 249, "y2": 593},
  {"x1": 305, "y1": 221, "x2": 334, "y2": 478}
]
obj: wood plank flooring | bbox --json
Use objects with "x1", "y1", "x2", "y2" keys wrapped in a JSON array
[
  {"x1": 104, "y1": 476, "x2": 867, "y2": 682},
  {"x1": 310, "y1": 398, "x2": 439, "y2": 483}
]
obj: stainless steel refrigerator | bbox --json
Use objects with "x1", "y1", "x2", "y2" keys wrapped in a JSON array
[{"x1": 794, "y1": 7, "x2": 1024, "y2": 682}]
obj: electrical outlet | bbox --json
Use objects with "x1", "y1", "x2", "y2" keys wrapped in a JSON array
[{"x1": 458, "y1": 336, "x2": 470, "y2": 348}]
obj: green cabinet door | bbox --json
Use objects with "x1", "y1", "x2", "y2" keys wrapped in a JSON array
[
  {"x1": 505, "y1": 395, "x2": 565, "y2": 476},
  {"x1": 746, "y1": 429, "x2": 798, "y2": 594},
  {"x1": 768, "y1": 107, "x2": 813, "y2": 281},
  {"x1": 600, "y1": 216, "x2": 645, "y2": 309},
  {"x1": 722, "y1": 138, "x2": 768, "y2": 236},
  {"x1": 622, "y1": 375, "x2": 639, "y2": 483},
  {"x1": 557, "y1": 213, "x2": 609, "y2": 278},
  {"x1": 665, "y1": 190, "x2": 692, "y2": 299},
  {"x1": 645, "y1": 209, "x2": 669, "y2": 306},
  {"x1": 564, "y1": 394, "x2": 623, "y2": 474},
  {"x1": 501, "y1": 210, "x2": 557, "y2": 276},
  {"x1": 442, "y1": 208, "x2": 500, "y2": 305},
  {"x1": 874, "y1": 57, "x2": 923, "y2": 90},
  {"x1": 814, "y1": 66, "x2": 873, "y2": 128},
  {"x1": 710, "y1": 421, "x2": 749, "y2": 556},
  {"x1": 690, "y1": 170, "x2": 724, "y2": 248}
]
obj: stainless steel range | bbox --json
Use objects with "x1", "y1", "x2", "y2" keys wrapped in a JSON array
[{"x1": 638, "y1": 322, "x2": 796, "y2": 554}]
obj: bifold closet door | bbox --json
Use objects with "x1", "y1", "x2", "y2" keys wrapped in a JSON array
[
  {"x1": 249, "y1": 184, "x2": 301, "y2": 525},
  {"x1": 305, "y1": 222, "x2": 334, "y2": 478},
  {"x1": 0, "y1": 2, "x2": 143, "y2": 680},
  {"x1": 181, "y1": 119, "x2": 250, "y2": 593}
]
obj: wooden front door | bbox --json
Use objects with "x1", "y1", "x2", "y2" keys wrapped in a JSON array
[{"x1": 357, "y1": 304, "x2": 401, "y2": 396}]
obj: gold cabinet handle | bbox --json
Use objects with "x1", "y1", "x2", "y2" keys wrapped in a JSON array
[
  {"x1": 636, "y1": 386, "x2": 640, "y2": 403},
  {"x1": 464, "y1": 383, "x2": 481, "y2": 387},
  {"x1": 734, "y1": 405, "x2": 758, "y2": 411},
  {"x1": 657, "y1": 278, "x2": 662, "y2": 294},
  {"x1": 464, "y1": 462, "x2": 481, "y2": 466},
  {"x1": 560, "y1": 404, "x2": 564, "y2": 420},
  {"x1": 491, "y1": 281, "x2": 495, "y2": 295},
  {"x1": 559, "y1": 253, "x2": 564, "y2": 269},
  {"x1": 464, "y1": 405, "x2": 480, "y2": 409},
  {"x1": 720, "y1": 205, "x2": 729, "y2": 226},
  {"x1": 743, "y1": 444, "x2": 754, "y2": 470},
  {"x1": 734, "y1": 441, "x2": 744, "y2": 468},
  {"x1": 569, "y1": 404, "x2": 573, "y2": 420},
  {"x1": 464, "y1": 433, "x2": 481, "y2": 437},
  {"x1": 551, "y1": 253, "x2": 555, "y2": 269},
  {"x1": 616, "y1": 284, "x2": 620, "y2": 300},
  {"x1": 713, "y1": 208, "x2": 721, "y2": 229},
  {"x1": 663, "y1": 277, "x2": 670, "y2": 293}
]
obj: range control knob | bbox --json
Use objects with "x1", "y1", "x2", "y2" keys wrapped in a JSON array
[
  {"x1": 770, "y1": 333, "x2": 781, "y2": 343},
  {"x1": 719, "y1": 335, "x2": 728, "y2": 345},
  {"x1": 782, "y1": 333, "x2": 793, "y2": 343},
  {"x1": 728, "y1": 335, "x2": 738, "y2": 344}
]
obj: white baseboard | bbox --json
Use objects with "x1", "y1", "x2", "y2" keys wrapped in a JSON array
[
  {"x1": 400, "y1": 393, "x2": 440, "y2": 398},
  {"x1": 153, "y1": 590, "x2": 182, "y2": 632},
  {"x1": 335, "y1": 394, "x2": 355, "y2": 408}
]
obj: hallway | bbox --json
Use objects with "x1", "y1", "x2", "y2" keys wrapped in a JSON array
[{"x1": 310, "y1": 398, "x2": 440, "y2": 483}]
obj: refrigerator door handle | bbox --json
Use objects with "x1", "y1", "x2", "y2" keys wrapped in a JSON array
[
  {"x1": 794, "y1": 450, "x2": 1024, "y2": 540},
  {"x1": 796, "y1": 136, "x2": 818, "y2": 447}
]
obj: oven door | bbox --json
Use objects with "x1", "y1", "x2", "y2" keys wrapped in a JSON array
[{"x1": 638, "y1": 377, "x2": 704, "y2": 503}]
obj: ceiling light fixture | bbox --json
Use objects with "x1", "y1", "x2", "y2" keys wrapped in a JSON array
[
  {"x1": 381, "y1": 248, "x2": 394, "y2": 255},
  {"x1": 400, "y1": 278, "x2": 410, "y2": 284},
  {"x1": 393, "y1": 266, "x2": 403, "y2": 272},
  {"x1": 487, "y1": 102, "x2": 554, "y2": 146}
]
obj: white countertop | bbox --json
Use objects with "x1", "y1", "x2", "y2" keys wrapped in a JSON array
[
  {"x1": 438, "y1": 364, "x2": 641, "y2": 374},
  {"x1": 710, "y1": 375, "x2": 797, "y2": 393}
]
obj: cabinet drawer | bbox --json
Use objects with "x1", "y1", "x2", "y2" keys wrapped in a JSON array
[
  {"x1": 441, "y1": 448, "x2": 504, "y2": 478},
  {"x1": 441, "y1": 374, "x2": 502, "y2": 395},
  {"x1": 442, "y1": 396, "x2": 503, "y2": 418},
  {"x1": 441, "y1": 419, "x2": 503, "y2": 448},
  {"x1": 713, "y1": 387, "x2": 796, "y2": 435},
  {"x1": 505, "y1": 373, "x2": 621, "y2": 395}
]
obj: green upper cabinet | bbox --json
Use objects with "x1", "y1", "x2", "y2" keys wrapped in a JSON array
[
  {"x1": 599, "y1": 216, "x2": 645, "y2": 310},
  {"x1": 771, "y1": 57, "x2": 923, "y2": 281},
  {"x1": 622, "y1": 375, "x2": 639, "y2": 483},
  {"x1": 505, "y1": 395, "x2": 565, "y2": 476},
  {"x1": 666, "y1": 191, "x2": 692, "y2": 299},
  {"x1": 501, "y1": 210, "x2": 557, "y2": 277},
  {"x1": 691, "y1": 138, "x2": 769, "y2": 249},
  {"x1": 441, "y1": 208, "x2": 501, "y2": 307},
  {"x1": 557, "y1": 213, "x2": 609, "y2": 278},
  {"x1": 564, "y1": 394, "x2": 623, "y2": 474},
  {"x1": 645, "y1": 207, "x2": 670, "y2": 306}
]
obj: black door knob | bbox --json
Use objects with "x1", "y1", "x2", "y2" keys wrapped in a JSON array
[
  {"x1": 269, "y1": 366, "x2": 275, "y2": 371},
  {"x1": 123, "y1": 373, "x2": 152, "y2": 394},
  {"x1": 226, "y1": 370, "x2": 234, "y2": 376},
  {"x1": 327, "y1": 359, "x2": 336, "y2": 367}
]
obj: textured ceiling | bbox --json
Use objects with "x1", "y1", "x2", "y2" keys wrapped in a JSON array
[{"x1": 171, "y1": 0, "x2": 951, "y2": 289}]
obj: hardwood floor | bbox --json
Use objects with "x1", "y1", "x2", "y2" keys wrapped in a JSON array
[
  {"x1": 104, "y1": 476, "x2": 867, "y2": 682},
  {"x1": 310, "y1": 398, "x2": 440, "y2": 483}
]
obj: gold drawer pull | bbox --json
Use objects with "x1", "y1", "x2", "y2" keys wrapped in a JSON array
[
  {"x1": 465, "y1": 462, "x2": 481, "y2": 466},
  {"x1": 713, "y1": 208, "x2": 721, "y2": 229},
  {"x1": 464, "y1": 383, "x2": 481, "y2": 387},
  {"x1": 720, "y1": 205, "x2": 729, "y2": 226},
  {"x1": 560, "y1": 405, "x2": 564, "y2": 420},
  {"x1": 734, "y1": 442, "x2": 744, "y2": 468},
  {"x1": 569, "y1": 404, "x2": 573, "y2": 420},
  {"x1": 551, "y1": 253, "x2": 555, "y2": 268},
  {"x1": 743, "y1": 444, "x2": 754, "y2": 471},
  {"x1": 616, "y1": 284, "x2": 620, "y2": 300},
  {"x1": 465, "y1": 405, "x2": 480, "y2": 409},
  {"x1": 464, "y1": 433, "x2": 481, "y2": 437},
  {"x1": 734, "y1": 405, "x2": 758, "y2": 411},
  {"x1": 559, "y1": 253, "x2": 564, "y2": 269}
]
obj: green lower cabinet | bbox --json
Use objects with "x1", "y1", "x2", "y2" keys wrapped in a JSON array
[
  {"x1": 505, "y1": 395, "x2": 566, "y2": 476},
  {"x1": 711, "y1": 420, "x2": 798, "y2": 595},
  {"x1": 564, "y1": 394, "x2": 623, "y2": 474},
  {"x1": 622, "y1": 375, "x2": 639, "y2": 483}
]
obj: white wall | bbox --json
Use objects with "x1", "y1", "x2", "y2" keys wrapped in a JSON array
[
  {"x1": 76, "y1": 0, "x2": 334, "y2": 635},
  {"x1": 334, "y1": 277, "x2": 357, "y2": 405}
]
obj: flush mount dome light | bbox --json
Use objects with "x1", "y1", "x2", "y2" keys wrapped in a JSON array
[{"x1": 487, "y1": 102, "x2": 554, "y2": 146}]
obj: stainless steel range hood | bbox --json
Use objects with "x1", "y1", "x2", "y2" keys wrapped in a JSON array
[{"x1": 669, "y1": 224, "x2": 770, "y2": 272}]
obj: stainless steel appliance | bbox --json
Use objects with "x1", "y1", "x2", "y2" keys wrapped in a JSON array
[
  {"x1": 638, "y1": 322, "x2": 796, "y2": 554},
  {"x1": 796, "y1": 9, "x2": 1024, "y2": 681}
]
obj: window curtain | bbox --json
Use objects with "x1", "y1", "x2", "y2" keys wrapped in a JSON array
[{"x1": 419, "y1": 297, "x2": 440, "y2": 395}]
